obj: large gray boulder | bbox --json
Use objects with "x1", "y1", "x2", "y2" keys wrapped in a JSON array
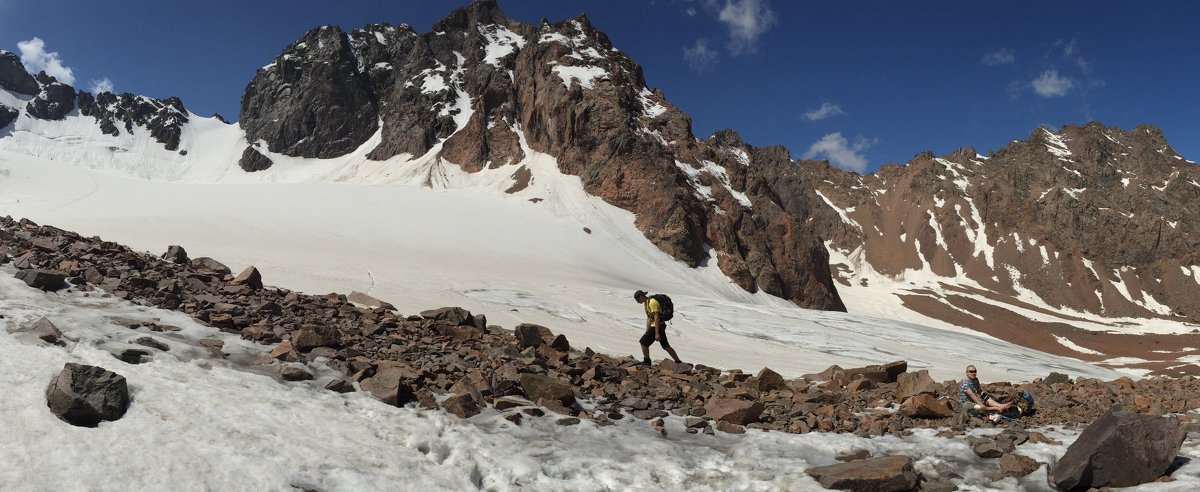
[
  {"x1": 805, "y1": 455, "x2": 918, "y2": 491},
  {"x1": 45, "y1": 363, "x2": 130, "y2": 427},
  {"x1": 1049, "y1": 407, "x2": 1186, "y2": 489}
]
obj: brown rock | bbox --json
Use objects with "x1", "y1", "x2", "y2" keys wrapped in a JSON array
[
  {"x1": 998, "y1": 453, "x2": 1041, "y2": 478},
  {"x1": 896, "y1": 370, "x2": 940, "y2": 399},
  {"x1": 360, "y1": 361, "x2": 420, "y2": 406},
  {"x1": 519, "y1": 374, "x2": 577, "y2": 408},
  {"x1": 281, "y1": 366, "x2": 313, "y2": 381},
  {"x1": 347, "y1": 291, "x2": 396, "y2": 310},
  {"x1": 805, "y1": 455, "x2": 917, "y2": 492},
  {"x1": 902, "y1": 393, "x2": 954, "y2": 419},
  {"x1": 704, "y1": 398, "x2": 765, "y2": 425},
  {"x1": 846, "y1": 379, "x2": 875, "y2": 393},
  {"x1": 752, "y1": 367, "x2": 788, "y2": 392},
  {"x1": 715, "y1": 420, "x2": 745, "y2": 434},
  {"x1": 442, "y1": 393, "x2": 481, "y2": 418},
  {"x1": 291, "y1": 325, "x2": 342, "y2": 351},
  {"x1": 1050, "y1": 408, "x2": 1187, "y2": 489},
  {"x1": 230, "y1": 266, "x2": 263, "y2": 290}
]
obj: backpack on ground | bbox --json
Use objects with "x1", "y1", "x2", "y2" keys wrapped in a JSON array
[{"x1": 650, "y1": 294, "x2": 674, "y2": 321}]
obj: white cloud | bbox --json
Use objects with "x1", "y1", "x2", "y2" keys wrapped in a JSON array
[
  {"x1": 683, "y1": 38, "x2": 719, "y2": 72},
  {"x1": 717, "y1": 0, "x2": 777, "y2": 55},
  {"x1": 803, "y1": 103, "x2": 845, "y2": 121},
  {"x1": 89, "y1": 77, "x2": 114, "y2": 94},
  {"x1": 1032, "y1": 69, "x2": 1074, "y2": 97},
  {"x1": 980, "y1": 48, "x2": 1015, "y2": 66},
  {"x1": 802, "y1": 132, "x2": 875, "y2": 173},
  {"x1": 16, "y1": 37, "x2": 75, "y2": 85},
  {"x1": 686, "y1": 7, "x2": 697, "y2": 16}
]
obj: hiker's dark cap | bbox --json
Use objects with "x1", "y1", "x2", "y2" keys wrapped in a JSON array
[{"x1": 634, "y1": 290, "x2": 647, "y2": 299}]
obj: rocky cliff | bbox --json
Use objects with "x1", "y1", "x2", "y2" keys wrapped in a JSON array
[
  {"x1": 0, "y1": 49, "x2": 190, "y2": 152},
  {"x1": 237, "y1": 0, "x2": 846, "y2": 311},
  {"x1": 813, "y1": 123, "x2": 1200, "y2": 322}
]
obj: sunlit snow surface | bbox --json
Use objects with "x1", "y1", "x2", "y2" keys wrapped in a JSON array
[{"x1": 5, "y1": 273, "x2": 1200, "y2": 491}]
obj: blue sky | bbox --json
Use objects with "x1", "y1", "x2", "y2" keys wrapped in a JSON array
[{"x1": 2, "y1": 0, "x2": 1197, "y2": 173}]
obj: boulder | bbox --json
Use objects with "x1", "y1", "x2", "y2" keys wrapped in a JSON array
[
  {"x1": 549, "y1": 334, "x2": 571, "y2": 352},
  {"x1": 291, "y1": 325, "x2": 342, "y2": 351},
  {"x1": 896, "y1": 370, "x2": 940, "y2": 399},
  {"x1": 805, "y1": 455, "x2": 917, "y2": 492},
  {"x1": 420, "y1": 307, "x2": 474, "y2": 326},
  {"x1": 846, "y1": 379, "x2": 875, "y2": 393},
  {"x1": 882, "y1": 360, "x2": 908, "y2": 382},
  {"x1": 238, "y1": 146, "x2": 274, "y2": 172},
  {"x1": 281, "y1": 366, "x2": 313, "y2": 381},
  {"x1": 15, "y1": 269, "x2": 67, "y2": 291},
  {"x1": 442, "y1": 393, "x2": 481, "y2": 418},
  {"x1": 1050, "y1": 408, "x2": 1186, "y2": 489},
  {"x1": 999, "y1": 453, "x2": 1040, "y2": 478},
  {"x1": 24, "y1": 317, "x2": 63, "y2": 344},
  {"x1": 1043, "y1": 372, "x2": 1070, "y2": 385},
  {"x1": 967, "y1": 436, "x2": 1006, "y2": 458},
  {"x1": 518, "y1": 373, "x2": 576, "y2": 408},
  {"x1": 162, "y1": 245, "x2": 189, "y2": 264},
  {"x1": 347, "y1": 291, "x2": 396, "y2": 310},
  {"x1": 902, "y1": 393, "x2": 954, "y2": 419},
  {"x1": 704, "y1": 398, "x2": 765, "y2": 425},
  {"x1": 192, "y1": 257, "x2": 231, "y2": 275},
  {"x1": 514, "y1": 323, "x2": 548, "y2": 348},
  {"x1": 134, "y1": 336, "x2": 170, "y2": 352},
  {"x1": 752, "y1": 367, "x2": 788, "y2": 392},
  {"x1": 45, "y1": 363, "x2": 130, "y2": 427},
  {"x1": 360, "y1": 360, "x2": 421, "y2": 406},
  {"x1": 230, "y1": 266, "x2": 263, "y2": 290},
  {"x1": 843, "y1": 365, "x2": 890, "y2": 383}
]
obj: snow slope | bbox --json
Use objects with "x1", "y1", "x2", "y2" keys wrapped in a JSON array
[{"x1": 0, "y1": 113, "x2": 1127, "y2": 383}]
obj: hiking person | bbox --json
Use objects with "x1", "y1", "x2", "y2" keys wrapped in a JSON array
[
  {"x1": 633, "y1": 290, "x2": 682, "y2": 366},
  {"x1": 959, "y1": 365, "x2": 1012, "y2": 414}
]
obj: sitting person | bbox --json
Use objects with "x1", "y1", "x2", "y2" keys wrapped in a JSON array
[{"x1": 959, "y1": 365, "x2": 1013, "y2": 414}]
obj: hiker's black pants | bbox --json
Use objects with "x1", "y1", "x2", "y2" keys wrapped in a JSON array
[{"x1": 639, "y1": 323, "x2": 671, "y2": 348}]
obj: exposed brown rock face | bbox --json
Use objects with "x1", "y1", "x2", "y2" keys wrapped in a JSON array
[
  {"x1": 815, "y1": 123, "x2": 1200, "y2": 322},
  {"x1": 234, "y1": 1, "x2": 845, "y2": 311}
]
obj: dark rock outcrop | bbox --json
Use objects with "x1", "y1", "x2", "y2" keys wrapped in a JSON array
[
  {"x1": 0, "y1": 50, "x2": 40, "y2": 95},
  {"x1": 232, "y1": 1, "x2": 845, "y2": 311},
  {"x1": 76, "y1": 91, "x2": 190, "y2": 151},
  {"x1": 26, "y1": 79, "x2": 76, "y2": 120},
  {"x1": 1049, "y1": 407, "x2": 1186, "y2": 489},
  {"x1": 0, "y1": 105, "x2": 17, "y2": 128},
  {"x1": 45, "y1": 363, "x2": 130, "y2": 427},
  {"x1": 238, "y1": 146, "x2": 273, "y2": 172}
]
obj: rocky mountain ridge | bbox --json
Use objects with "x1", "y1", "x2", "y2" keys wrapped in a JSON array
[
  {"x1": 0, "y1": 50, "x2": 192, "y2": 151},
  {"x1": 2, "y1": 1, "x2": 1198, "y2": 325}
]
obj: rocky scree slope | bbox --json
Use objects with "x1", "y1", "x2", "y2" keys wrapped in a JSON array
[
  {"x1": 813, "y1": 123, "x2": 1200, "y2": 323},
  {"x1": 237, "y1": 0, "x2": 845, "y2": 312},
  {"x1": 0, "y1": 51, "x2": 191, "y2": 151}
]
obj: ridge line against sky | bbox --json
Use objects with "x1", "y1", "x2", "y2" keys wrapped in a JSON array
[{"x1": 1, "y1": 0, "x2": 1197, "y2": 174}]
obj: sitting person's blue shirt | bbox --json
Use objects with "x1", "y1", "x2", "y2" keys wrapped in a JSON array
[{"x1": 959, "y1": 378, "x2": 981, "y2": 403}]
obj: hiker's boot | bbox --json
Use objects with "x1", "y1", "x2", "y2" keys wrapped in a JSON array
[{"x1": 639, "y1": 359, "x2": 652, "y2": 367}]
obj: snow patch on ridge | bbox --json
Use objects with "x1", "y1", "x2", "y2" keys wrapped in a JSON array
[
  {"x1": 479, "y1": 24, "x2": 526, "y2": 68},
  {"x1": 815, "y1": 190, "x2": 860, "y2": 230}
]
